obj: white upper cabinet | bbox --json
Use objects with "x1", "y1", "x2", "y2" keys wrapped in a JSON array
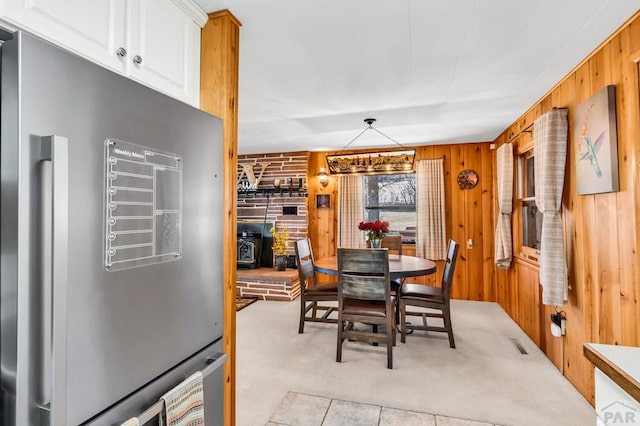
[
  {"x1": 0, "y1": 0, "x2": 207, "y2": 106},
  {"x1": 127, "y1": 0, "x2": 202, "y2": 105}
]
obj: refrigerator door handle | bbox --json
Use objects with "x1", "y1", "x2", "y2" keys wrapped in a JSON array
[
  {"x1": 203, "y1": 352, "x2": 228, "y2": 377},
  {"x1": 39, "y1": 135, "x2": 70, "y2": 426}
]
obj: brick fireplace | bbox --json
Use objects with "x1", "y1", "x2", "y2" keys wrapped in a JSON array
[
  {"x1": 237, "y1": 152, "x2": 309, "y2": 260},
  {"x1": 236, "y1": 152, "x2": 309, "y2": 300},
  {"x1": 236, "y1": 268, "x2": 300, "y2": 301}
]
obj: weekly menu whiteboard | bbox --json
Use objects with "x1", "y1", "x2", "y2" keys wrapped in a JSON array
[{"x1": 104, "y1": 139, "x2": 183, "y2": 271}]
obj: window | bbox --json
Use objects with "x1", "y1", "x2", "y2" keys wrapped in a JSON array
[
  {"x1": 517, "y1": 150, "x2": 543, "y2": 258},
  {"x1": 363, "y1": 173, "x2": 416, "y2": 242}
]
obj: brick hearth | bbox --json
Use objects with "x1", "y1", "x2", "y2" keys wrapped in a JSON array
[{"x1": 236, "y1": 268, "x2": 300, "y2": 301}]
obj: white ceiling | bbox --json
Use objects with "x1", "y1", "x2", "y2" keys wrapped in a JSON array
[{"x1": 194, "y1": 0, "x2": 639, "y2": 155}]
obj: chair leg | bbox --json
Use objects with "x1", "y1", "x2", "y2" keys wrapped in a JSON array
[
  {"x1": 400, "y1": 300, "x2": 406, "y2": 344},
  {"x1": 444, "y1": 307, "x2": 455, "y2": 348},
  {"x1": 371, "y1": 324, "x2": 379, "y2": 346},
  {"x1": 392, "y1": 307, "x2": 396, "y2": 347},
  {"x1": 387, "y1": 330, "x2": 393, "y2": 369},
  {"x1": 336, "y1": 320, "x2": 344, "y2": 362},
  {"x1": 392, "y1": 325, "x2": 396, "y2": 347},
  {"x1": 298, "y1": 298, "x2": 306, "y2": 334},
  {"x1": 394, "y1": 295, "x2": 400, "y2": 325}
]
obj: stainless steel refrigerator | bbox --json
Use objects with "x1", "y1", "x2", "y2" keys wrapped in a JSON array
[{"x1": 0, "y1": 31, "x2": 226, "y2": 425}]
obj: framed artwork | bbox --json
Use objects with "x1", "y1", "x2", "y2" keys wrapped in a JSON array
[
  {"x1": 315, "y1": 194, "x2": 330, "y2": 209},
  {"x1": 573, "y1": 85, "x2": 619, "y2": 195}
]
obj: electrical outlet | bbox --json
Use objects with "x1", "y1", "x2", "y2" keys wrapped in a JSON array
[
  {"x1": 560, "y1": 318, "x2": 566, "y2": 336},
  {"x1": 466, "y1": 238, "x2": 473, "y2": 249}
]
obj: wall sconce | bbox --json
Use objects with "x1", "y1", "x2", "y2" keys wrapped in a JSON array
[{"x1": 317, "y1": 167, "x2": 329, "y2": 187}]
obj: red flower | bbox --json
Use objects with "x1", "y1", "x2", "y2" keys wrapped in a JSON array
[{"x1": 358, "y1": 220, "x2": 390, "y2": 240}]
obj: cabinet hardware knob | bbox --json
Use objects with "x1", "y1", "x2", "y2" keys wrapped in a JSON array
[
  {"x1": 116, "y1": 47, "x2": 127, "y2": 57},
  {"x1": 132, "y1": 55, "x2": 143, "y2": 65}
]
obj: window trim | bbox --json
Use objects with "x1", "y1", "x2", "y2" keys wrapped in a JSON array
[
  {"x1": 363, "y1": 173, "x2": 416, "y2": 241},
  {"x1": 516, "y1": 148, "x2": 540, "y2": 265}
]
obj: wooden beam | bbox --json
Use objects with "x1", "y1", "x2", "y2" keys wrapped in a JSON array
[{"x1": 200, "y1": 10, "x2": 241, "y2": 426}]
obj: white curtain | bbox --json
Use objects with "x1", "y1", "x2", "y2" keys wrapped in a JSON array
[
  {"x1": 495, "y1": 143, "x2": 514, "y2": 268},
  {"x1": 534, "y1": 108, "x2": 568, "y2": 306},
  {"x1": 416, "y1": 159, "x2": 446, "y2": 260},
  {"x1": 337, "y1": 175, "x2": 364, "y2": 248}
]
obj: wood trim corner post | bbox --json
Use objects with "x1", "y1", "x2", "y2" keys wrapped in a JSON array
[{"x1": 200, "y1": 9, "x2": 241, "y2": 426}]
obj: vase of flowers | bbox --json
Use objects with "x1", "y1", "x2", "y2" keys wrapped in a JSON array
[
  {"x1": 270, "y1": 224, "x2": 289, "y2": 271},
  {"x1": 358, "y1": 220, "x2": 389, "y2": 248}
]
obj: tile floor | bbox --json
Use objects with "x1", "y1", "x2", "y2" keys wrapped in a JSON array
[{"x1": 267, "y1": 392, "x2": 501, "y2": 426}]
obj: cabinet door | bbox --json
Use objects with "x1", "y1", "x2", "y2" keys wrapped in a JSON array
[
  {"x1": 0, "y1": 0, "x2": 126, "y2": 72},
  {"x1": 127, "y1": 0, "x2": 200, "y2": 105}
]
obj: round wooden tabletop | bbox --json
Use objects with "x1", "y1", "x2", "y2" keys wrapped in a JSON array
[{"x1": 314, "y1": 254, "x2": 437, "y2": 280}]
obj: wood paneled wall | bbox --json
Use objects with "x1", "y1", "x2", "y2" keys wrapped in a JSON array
[
  {"x1": 308, "y1": 142, "x2": 496, "y2": 302},
  {"x1": 493, "y1": 11, "x2": 640, "y2": 403}
]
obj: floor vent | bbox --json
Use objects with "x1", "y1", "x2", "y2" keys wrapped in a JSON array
[{"x1": 509, "y1": 338, "x2": 529, "y2": 355}]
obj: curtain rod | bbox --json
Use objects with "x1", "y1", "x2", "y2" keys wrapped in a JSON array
[
  {"x1": 504, "y1": 123, "x2": 534, "y2": 145},
  {"x1": 503, "y1": 107, "x2": 567, "y2": 145}
]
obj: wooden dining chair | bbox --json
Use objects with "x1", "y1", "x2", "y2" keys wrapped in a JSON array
[
  {"x1": 380, "y1": 234, "x2": 402, "y2": 255},
  {"x1": 295, "y1": 238, "x2": 338, "y2": 333},
  {"x1": 399, "y1": 240, "x2": 460, "y2": 348},
  {"x1": 336, "y1": 248, "x2": 396, "y2": 369}
]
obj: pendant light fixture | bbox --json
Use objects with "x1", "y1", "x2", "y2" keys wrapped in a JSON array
[{"x1": 325, "y1": 118, "x2": 416, "y2": 175}]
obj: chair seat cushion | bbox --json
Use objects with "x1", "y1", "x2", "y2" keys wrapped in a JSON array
[
  {"x1": 343, "y1": 297, "x2": 395, "y2": 318},
  {"x1": 400, "y1": 284, "x2": 444, "y2": 301},
  {"x1": 306, "y1": 280, "x2": 338, "y2": 294}
]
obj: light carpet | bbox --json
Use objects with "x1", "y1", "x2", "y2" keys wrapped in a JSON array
[{"x1": 236, "y1": 299, "x2": 594, "y2": 426}]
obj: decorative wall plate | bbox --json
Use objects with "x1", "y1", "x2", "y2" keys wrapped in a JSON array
[{"x1": 457, "y1": 169, "x2": 479, "y2": 189}]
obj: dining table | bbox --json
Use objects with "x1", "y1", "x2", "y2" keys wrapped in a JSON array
[
  {"x1": 315, "y1": 253, "x2": 437, "y2": 332},
  {"x1": 314, "y1": 254, "x2": 437, "y2": 281}
]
